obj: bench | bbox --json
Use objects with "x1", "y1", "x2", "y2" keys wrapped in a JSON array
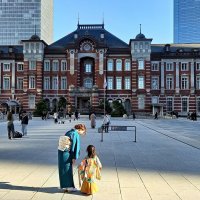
[{"x1": 99, "y1": 125, "x2": 136, "y2": 142}]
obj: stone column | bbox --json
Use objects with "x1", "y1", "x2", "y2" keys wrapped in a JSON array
[
  {"x1": 190, "y1": 61, "x2": 195, "y2": 94},
  {"x1": 175, "y1": 61, "x2": 180, "y2": 94},
  {"x1": 70, "y1": 50, "x2": 75, "y2": 75},
  {"x1": 161, "y1": 61, "x2": 165, "y2": 94}
]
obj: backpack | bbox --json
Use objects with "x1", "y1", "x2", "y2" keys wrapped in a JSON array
[{"x1": 13, "y1": 131, "x2": 23, "y2": 138}]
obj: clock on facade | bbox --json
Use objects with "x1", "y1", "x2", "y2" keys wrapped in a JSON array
[{"x1": 83, "y1": 43, "x2": 92, "y2": 51}]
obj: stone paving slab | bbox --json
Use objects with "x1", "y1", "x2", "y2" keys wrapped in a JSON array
[{"x1": 0, "y1": 118, "x2": 200, "y2": 199}]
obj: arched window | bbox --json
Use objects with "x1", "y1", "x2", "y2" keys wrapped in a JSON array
[
  {"x1": 84, "y1": 78, "x2": 93, "y2": 88},
  {"x1": 107, "y1": 59, "x2": 113, "y2": 71},
  {"x1": 125, "y1": 59, "x2": 131, "y2": 71},
  {"x1": 116, "y1": 59, "x2": 122, "y2": 71}
]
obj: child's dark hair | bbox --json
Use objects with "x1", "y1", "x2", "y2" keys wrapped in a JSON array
[{"x1": 87, "y1": 145, "x2": 96, "y2": 158}]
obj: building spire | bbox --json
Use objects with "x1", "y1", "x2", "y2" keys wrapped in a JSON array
[
  {"x1": 140, "y1": 24, "x2": 141, "y2": 34},
  {"x1": 77, "y1": 13, "x2": 80, "y2": 25},
  {"x1": 102, "y1": 12, "x2": 104, "y2": 25}
]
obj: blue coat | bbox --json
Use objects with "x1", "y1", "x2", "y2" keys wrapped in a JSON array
[{"x1": 58, "y1": 129, "x2": 80, "y2": 188}]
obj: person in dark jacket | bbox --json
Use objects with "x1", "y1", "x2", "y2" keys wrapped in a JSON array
[{"x1": 21, "y1": 111, "x2": 29, "y2": 136}]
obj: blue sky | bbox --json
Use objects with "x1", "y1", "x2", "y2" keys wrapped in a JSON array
[{"x1": 54, "y1": 0, "x2": 173, "y2": 44}]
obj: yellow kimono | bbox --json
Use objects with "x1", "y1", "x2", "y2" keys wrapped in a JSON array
[{"x1": 78, "y1": 155, "x2": 102, "y2": 195}]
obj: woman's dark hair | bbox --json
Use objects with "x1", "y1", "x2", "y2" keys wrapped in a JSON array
[{"x1": 87, "y1": 145, "x2": 96, "y2": 158}]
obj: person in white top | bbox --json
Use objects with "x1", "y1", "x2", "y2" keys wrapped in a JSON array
[
  {"x1": 102, "y1": 114, "x2": 110, "y2": 133},
  {"x1": 54, "y1": 112, "x2": 58, "y2": 123}
]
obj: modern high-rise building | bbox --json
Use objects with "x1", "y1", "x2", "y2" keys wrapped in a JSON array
[
  {"x1": 174, "y1": 0, "x2": 200, "y2": 43},
  {"x1": 0, "y1": 0, "x2": 53, "y2": 45}
]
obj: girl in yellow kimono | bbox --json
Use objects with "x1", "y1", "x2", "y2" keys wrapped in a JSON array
[{"x1": 78, "y1": 145, "x2": 102, "y2": 195}]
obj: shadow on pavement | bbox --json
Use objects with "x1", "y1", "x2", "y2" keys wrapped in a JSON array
[{"x1": 0, "y1": 182, "x2": 87, "y2": 196}]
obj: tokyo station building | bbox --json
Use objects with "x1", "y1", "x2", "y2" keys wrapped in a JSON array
[{"x1": 1, "y1": 23, "x2": 200, "y2": 116}]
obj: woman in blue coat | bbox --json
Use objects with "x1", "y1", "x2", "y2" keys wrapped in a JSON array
[{"x1": 58, "y1": 124, "x2": 86, "y2": 192}]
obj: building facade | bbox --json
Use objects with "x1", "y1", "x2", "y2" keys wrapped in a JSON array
[
  {"x1": 0, "y1": 0, "x2": 53, "y2": 45},
  {"x1": 174, "y1": 0, "x2": 200, "y2": 43},
  {"x1": 1, "y1": 24, "x2": 200, "y2": 116}
]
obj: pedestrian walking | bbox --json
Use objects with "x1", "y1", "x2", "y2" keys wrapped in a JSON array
[
  {"x1": 54, "y1": 112, "x2": 58, "y2": 123},
  {"x1": 21, "y1": 111, "x2": 29, "y2": 136},
  {"x1": 68, "y1": 112, "x2": 72, "y2": 122},
  {"x1": 102, "y1": 114, "x2": 110, "y2": 133},
  {"x1": 74, "y1": 110, "x2": 79, "y2": 121},
  {"x1": 7, "y1": 111, "x2": 15, "y2": 140},
  {"x1": 154, "y1": 112, "x2": 158, "y2": 119},
  {"x1": 58, "y1": 124, "x2": 87, "y2": 192},
  {"x1": 78, "y1": 145, "x2": 102, "y2": 195},
  {"x1": 90, "y1": 112, "x2": 96, "y2": 128}
]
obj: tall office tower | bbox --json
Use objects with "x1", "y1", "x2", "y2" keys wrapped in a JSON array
[
  {"x1": 174, "y1": 0, "x2": 200, "y2": 43},
  {"x1": 0, "y1": 0, "x2": 53, "y2": 45}
]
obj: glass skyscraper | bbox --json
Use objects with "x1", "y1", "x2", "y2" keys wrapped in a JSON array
[
  {"x1": 174, "y1": 0, "x2": 200, "y2": 43},
  {"x1": 0, "y1": 0, "x2": 53, "y2": 45}
]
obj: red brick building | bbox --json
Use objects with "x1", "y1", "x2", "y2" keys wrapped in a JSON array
[{"x1": 1, "y1": 24, "x2": 200, "y2": 116}]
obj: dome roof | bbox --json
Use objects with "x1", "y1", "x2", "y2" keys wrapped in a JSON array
[
  {"x1": 30, "y1": 34, "x2": 40, "y2": 40},
  {"x1": 135, "y1": 33, "x2": 146, "y2": 40}
]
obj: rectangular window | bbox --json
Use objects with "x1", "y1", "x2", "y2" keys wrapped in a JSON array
[
  {"x1": 107, "y1": 60, "x2": 113, "y2": 71},
  {"x1": 61, "y1": 77, "x2": 67, "y2": 89},
  {"x1": 197, "y1": 76, "x2": 200, "y2": 89},
  {"x1": 44, "y1": 61, "x2": 50, "y2": 71},
  {"x1": 152, "y1": 96, "x2": 159, "y2": 104},
  {"x1": 116, "y1": 77, "x2": 122, "y2": 90},
  {"x1": 166, "y1": 76, "x2": 173, "y2": 90},
  {"x1": 3, "y1": 63, "x2": 10, "y2": 71},
  {"x1": 181, "y1": 63, "x2": 188, "y2": 71},
  {"x1": 138, "y1": 60, "x2": 144, "y2": 70},
  {"x1": 151, "y1": 62, "x2": 158, "y2": 71},
  {"x1": 52, "y1": 61, "x2": 59, "y2": 71},
  {"x1": 182, "y1": 98, "x2": 188, "y2": 112},
  {"x1": 17, "y1": 63, "x2": 24, "y2": 71},
  {"x1": 116, "y1": 60, "x2": 122, "y2": 71},
  {"x1": 124, "y1": 77, "x2": 131, "y2": 89},
  {"x1": 125, "y1": 60, "x2": 131, "y2": 71},
  {"x1": 29, "y1": 60, "x2": 36, "y2": 70},
  {"x1": 44, "y1": 77, "x2": 50, "y2": 90},
  {"x1": 85, "y1": 64, "x2": 92, "y2": 73},
  {"x1": 29, "y1": 76, "x2": 35, "y2": 89},
  {"x1": 3, "y1": 77, "x2": 10, "y2": 89},
  {"x1": 107, "y1": 77, "x2": 113, "y2": 90},
  {"x1": 196, "y1": 63, "x2": 200, "y2": 71},
  {"x1": 166, "y1": 63, "x2": 173, "y2": 71},
  {"x1": 61, "y1": 61, "x2": 67, "y2": 71},
  {"x1": 151, "y1": 77, "x2": 159, "y2": 90},
  {"x1": 138, "y1": 96, "x2": 145, "y2": 109},
  {"x1": 29, "y1": 95, "x2": 35, "y2": 109},
  {"x1": 138, "y1": 76, "x2": 144, "y2": 89},
  {"x1": 181, "y1": 76, "x2": 188, "y2": 89},
  {"x1": 17, "y1": 78, "x2": 23, "y2": 90},
  {"x1": 166, "y1": 97, "x2": 173, "y2": 112},
  {"x1": 52, "y1": 76, "x2": 58, "y2": 89}
]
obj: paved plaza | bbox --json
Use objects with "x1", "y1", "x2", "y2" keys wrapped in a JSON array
[{"x1": 0, "y1": 117, "x2": 200, "y2": 200}]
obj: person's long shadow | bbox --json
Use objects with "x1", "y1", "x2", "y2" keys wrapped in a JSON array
[{"x1": 0, "y1": 182, "x2": 87, "y2": 196}]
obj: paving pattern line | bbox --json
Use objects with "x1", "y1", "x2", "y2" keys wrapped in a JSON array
[{"x1": 136, "y1": 121, "x2": 200, "y2": 151}]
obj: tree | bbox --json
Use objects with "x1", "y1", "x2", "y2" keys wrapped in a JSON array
[
  {"x1": 111, "y1": 100, "x2": 126, "y2": 117},
  {"x1": 33, "y1": 99, "x2": 48, "y2": 116},
  {"x1": 98, "y1": 99, "x2": 112, "y2": 114},
  {"x1": 58, "y1": 97, "x2": 67, "y2": 111}
]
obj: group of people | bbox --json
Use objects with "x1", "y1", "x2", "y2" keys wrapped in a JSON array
[
  {"x1": 89, "y1": 112, "x2": 111, "y2": 133},
  {"x1": 7, "y1": 110, "x2": 29, "y2": 139},
  {"x1": 54, "y1": 110, "x2": 80, "y2": 124},
  {"x1": 58, "y1": 123, "x2": 102, "y2": 195}
]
